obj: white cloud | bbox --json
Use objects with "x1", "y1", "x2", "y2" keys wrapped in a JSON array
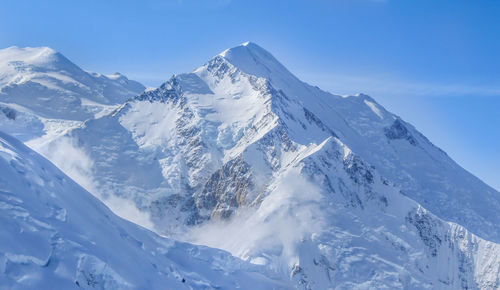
[{"x1": 299, "y1": 72, "x2": 500, "y2": 99}]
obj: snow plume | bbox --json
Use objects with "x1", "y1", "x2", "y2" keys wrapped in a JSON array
[
  {"x1": 35, "y1": 136, "x2": 96, "y2": 193},
  {"x1": 187, "y1": 167, "x2": 325, "y2": 275},
  {"x1": 32, "y1": 136, "x2": 155, "y2": 230},
  {"x1": 103, "y1": 194, "x2": 155, "y2": 230}
]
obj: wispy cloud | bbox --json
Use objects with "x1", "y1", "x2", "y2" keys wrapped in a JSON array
[{"x1": 299, "y1": 72, "x2": 500, "y2": 99}]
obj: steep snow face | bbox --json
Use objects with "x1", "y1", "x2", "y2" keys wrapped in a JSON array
[
  {"x1": 217, "y1": 42, "x2": 304, "y2": 94},
  {"x1": 0, "y1": 46, "x2": 145, "y2": 144},
  {"x1": 217, "y1": 42, "x2": 500, "y2": 244},
  {"x1": 0, "y1": 131, "x2": 292, "y2": 289},
  {"x1": 39, "y1": 63, "x2": 281, "y2": 233},
  {"x1": 35, "y1": 42, "x2": 500, "y2": 288}
]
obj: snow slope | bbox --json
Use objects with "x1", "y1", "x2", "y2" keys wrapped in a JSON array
[
  {"x1": 216, "y1": 42, "x2": 500, "y2": 243},
  {"x1": 0, "y1": 131, "x2": 292, "y2": 289},
  {"x1": 0, "y1": 46, "x2": 145, "y2": 142},
  {"x1": 29, "y1": 42, "x2": 500, "y2": 288}
]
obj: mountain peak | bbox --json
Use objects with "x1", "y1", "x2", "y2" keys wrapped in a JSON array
[
  {"x1": 0, "y1": 46, "x2": 61, "y2": 66},
  {"x1": 106, "y1": 71, "x2": 127, "y2": 80},
  {"x1": 207, "y1": 42, "x2": 305, "y2": 97},
  {"x1": 0, "y1": 45, "x2": 80, "y2": 78},
  {"x1": 0, "y1": 45, "x2": 145, "y2": 120},
  {"x1": 218, "y1": 41, "x2": 286, "y2": 75},
  {"x1": 3, "y1": 45, "x2": 57, "y2": 55},
  {"x1": 218, "y1": 41, "x2": 261, "y2": 56}
]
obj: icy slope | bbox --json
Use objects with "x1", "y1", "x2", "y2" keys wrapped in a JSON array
[
  {"x1": 36, "y1": 42, "x2": 500, "y2": 288},
  {"x1": 0, "y1": 131, "x2": 291, "y2": 289},
  {"x1": 0, "y1": 46, "x2": 145, "y2": 142}
]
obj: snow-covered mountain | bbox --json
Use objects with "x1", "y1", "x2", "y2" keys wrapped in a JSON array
[
  {"x1": 0, "y1": 46, "x2": 145, "y2": 142},
  {"x1": 0, "y1": 131, "x2": 292, "y2": 289},
  {"x1": 30, "y1": 42, "x2": 500, "y2": 288}
]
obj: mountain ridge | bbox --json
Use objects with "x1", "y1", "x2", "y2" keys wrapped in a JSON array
[
  {"x1": 206, "y1": 42, "x2": 500, "y2": 243},
  {"x1": 0, "y1": 45, "x2": 145, "y2": 121},
  {"x1": 0, "y1": 45, "x2": 145, "y2": 151}
]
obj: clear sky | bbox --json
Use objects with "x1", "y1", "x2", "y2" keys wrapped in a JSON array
[{"x1": 1, "y1": 0, "x2": 499, "y2": 190}]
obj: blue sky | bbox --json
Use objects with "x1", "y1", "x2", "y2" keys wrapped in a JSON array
[{"x1": 1, "y1": 0, "x2": 499, "y2": 190}]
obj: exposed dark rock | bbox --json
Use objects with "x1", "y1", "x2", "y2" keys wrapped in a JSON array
[
  {"x1": 384, "y1": 118, "x2": 417, "y2": 146},
  {"x1": 303, "y1": 107, "x2": 338, "y2": 138},
  {"x1": 194, "y1": 156, "x2": 254, "y2": 220},
  {"x1": 343, "y1": 154, "x2": 374, "y2": 185},
  {"x1": 406, "y1": 209, "x2": 442, "y2": 257}
]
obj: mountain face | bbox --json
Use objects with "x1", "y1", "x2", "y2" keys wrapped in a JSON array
[
  {"x1": 0, "y1": 131, "x2": 291, "y2": 289},
  {"x1": 0, "y1": 43, "x2": 500, "y2": 289},
  {"x1": 28, "y1": 42, "x2": 500, "y2": 289},
  {"x1": 0, "y1": 46, "x2": 145, "y2": 142}
]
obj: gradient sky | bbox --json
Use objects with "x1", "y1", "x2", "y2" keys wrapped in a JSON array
[{"x1": 1, "y1": 0, "x2": 499, "y2": 190}]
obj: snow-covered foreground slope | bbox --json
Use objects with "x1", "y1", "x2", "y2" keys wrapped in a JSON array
[
  {"x1": 0, "y1": 46, "x2": 145, "y2": 143},
  {"x1": 0, "y1": 131, "x2": 292, "y2": 289},
  {"x1": 31, "y1": 42, "x2": 500, "y2": 288}
]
